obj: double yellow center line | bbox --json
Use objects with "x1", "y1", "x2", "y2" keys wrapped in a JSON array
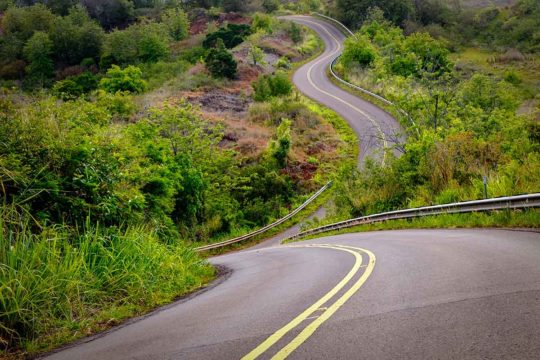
[{"x1": 242, "y1": 244, "x2": 376, "y2": 360}]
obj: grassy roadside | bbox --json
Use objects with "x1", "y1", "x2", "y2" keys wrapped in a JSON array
[
  {"x1": 201, "y1": 96, "x2": 357, "y2": 256},
  {"x1": 1, "y1": 225, "x2": 214, "y2": 359},
  {"x1": 197, "y1": 22, "x2": 357, "y2": 255},
  {"x1": 286, "y1": 209, "x2": 540, "y2": 243}
]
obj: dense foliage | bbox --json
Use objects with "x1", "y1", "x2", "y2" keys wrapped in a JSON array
[
  {"x1": 332, "y1": 17, "x2": 540, "y2": 219},
  {"x1": 330, "y1": 0, "x2": 540, "y2": 53}
]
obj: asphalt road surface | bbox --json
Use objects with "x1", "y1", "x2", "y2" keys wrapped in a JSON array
[
  {"x1": 46, "y1": 229, "x2": 540, "y2": 359},
  {"x1": 44, "y1": 17, "x2": 540, "y2": 360},
  {"x1": 284, "y1": 15, "x2": 402, "y2": 165}
]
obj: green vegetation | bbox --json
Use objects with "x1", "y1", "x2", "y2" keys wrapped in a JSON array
[
  {"x1": 252, "y1": 72, "x2": 293, "y2": 102},
  {"x1": 202, "y1": 23, "x2": 251, "y2": 49},
  {"x1": 0, "y1": 223, "x2": 213, "y2": 354},
  {"x1": 204, "y1": 39, "x2": 237, "y2": 79},
  {"x1": 322, "y1": 5, "x2": 539, "y2": 227},
  {"x1": 0, "y1": 6, "x2": 353, "y2": 355},
  {"x1": 329, "y1": 0, "x2": 540, "y2": 53}
]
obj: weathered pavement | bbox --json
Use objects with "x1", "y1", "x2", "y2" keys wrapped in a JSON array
[{"x1": 46, "y1": 229, "x2": 540, "y2": 359}]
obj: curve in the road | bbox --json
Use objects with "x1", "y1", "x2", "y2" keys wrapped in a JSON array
[
  {"x1": 284, "y1": 15, "x2": 402, "y2": 165},
  {"x1": 253, "y1": 15, "x2": 403, "y2": 249},
  {"x1": 45, "y1": 229, "x2": 540, "y2": 360}
]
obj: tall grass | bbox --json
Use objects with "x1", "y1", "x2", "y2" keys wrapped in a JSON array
[{"x1": 0, "y1": 218, "x2": 213, "y2": 355}]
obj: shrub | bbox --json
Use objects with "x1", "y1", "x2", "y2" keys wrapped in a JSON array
[
  {"x1": 341, "y1": 35, "x2": 377, "y2": 68},
  {"x1": 269, "y1": 118, "x2": 292, "y2": 167},
  {"x1": 288, "y1": 22, "x2": 303, "y2": 44},
  {"x1": 101, "y1": 21, "x2": 170, "y2": 65},
  {"x1": 204, "y1": 39, "x2": 237, "y2": 79},
  {"x1": 53, "y1": 71, "x2": 99, "y2": 100},
  {"x1": 275, "y1": 56, "x2": 291, "y2": 69},
  {"x1": 252, "y1": 72, "x2": 292, "y2": 101},
  {"x1": 99, "y1": 65, "x2": 147, "y2": 93},
  {"x1": 23, "y1": 31, "x2": 54, "y2": 86},
  {"x1": 97, "y1": 90, "x2": 137, "y2": 120},
  {"x1": 49, "y1": 6, "x2": 104, "y2": 66},
  {"x1": 179, "y1": 46, "x2": 207, "y2": 64},
  {"x1": 202, "y1": 23, "x2": 252, "y2": 49},
  {"x1": 161, "y1": 8, "x2": 189, "y2": 41},
  {"x1": 503, "y1": 69, "x2": 522, "y2": 85},
  {"x1": 262, "y1": 0, "x2": 279, "y2": 13},
  {"x1": 252, "y1": 13, "x2": 273, "y2": 33},
  {"x1": 248, "y1": 45, "x2": 266, "y2": 66}
]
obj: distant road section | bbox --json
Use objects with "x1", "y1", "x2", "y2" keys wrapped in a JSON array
[{"x1": 283, "y1": 15, "x2": 402, "y2": 165}]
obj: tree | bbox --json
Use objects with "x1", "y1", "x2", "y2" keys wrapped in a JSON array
[
  {"x1": 252, "y1": 72, "x2": 292, "y2": 101},
  {"x1": 2, "y1": 4, "x2": 56, "y2": 43},
  {"x1": 341, "y1": 35, "x2": 377, "y2": 68},
  {"x1": 101, "y1": 21, "x2": 169, "y2": 65},
  {"x1": 50, "y1": 6, "x2": 105, "y2": 66},
  {"x1": 161, "y1": 8, "x2": 189, "y2": 41},
  {"x1": 23, "y1": 31, "x2": 54, "y2": 86},
  {"x1": 82, "y1": 0, "x2": 134, "y2": 29},
  {"x1": 138, "y1": 29, "x2": 170, "y2": 63},
  {"x1": 267, "y1": 72, "x2": 292, "y2": 97},
  {"x1": 204, "y1": 39, "x2": 237, "y2": 79},
  {"x1": 99, "y1": 65, "x2": 147, "y2": 93},
  {"x1": 222, "y1": 0, "x2": 244, "y2": 12},
  {"x1": 46, "y1": 0, "x2": 80, "y2": 15},
  {"x1": 334, "y1": 0, "x2": 414, "y2": 28},
  {"x1": 262, "y1": 0, "x2": 279, "y2": 13},
  {"x1": 53, "y1": 71, "x2": 99, "y2": 100},
  {"x1": 202, "y1": 23, "x2": 252, "y2": 49},
  {"x1": 248, "y1": 45, "x2": 266, "y2": 66},
  {"x1": 252, "y1": 13, "x2": 273, "y2": 33},
  {"x1": 270, "y1": 118, "x2": 292, "y2": 167},
  {"x1": 288, "y1": 22, "x2": 303, "y2": 44},
  {"x1": 402, "y1": 32, "x2": 451, "y2": 76}
]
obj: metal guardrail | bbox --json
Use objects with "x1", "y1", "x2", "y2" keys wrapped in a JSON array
[
  {"x1": 195, "y1": 182, "x2": 332, "y2": 252},
  {"x1": 311, "y1": 12, "x2": 357, "y2": 38},
  {"x1": 311, "y1": 13, "x2": 418, "y2": 131},
  {"x1": 285, "y1": 193, "x2": 540, "y2": 241}
]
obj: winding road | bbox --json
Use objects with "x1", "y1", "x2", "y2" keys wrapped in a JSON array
[{"x1": 44, "y1": 17, "x2": 540, "y2": 360}]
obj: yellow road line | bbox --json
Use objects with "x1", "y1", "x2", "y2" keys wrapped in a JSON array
[
  {"x1": 271, "y1": 245, "x2": 376, "y2": 359},
  {"x1": 293, "y1": 17, "x2": 388, "y2": 164},
  {"x1": 242, "y1": 244, "x2": 376, "y2": 360},
  {"x1": 241, "y1": 245, "x2": 362, "y2": 360}
]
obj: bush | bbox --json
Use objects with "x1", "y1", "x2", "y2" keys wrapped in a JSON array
[
  {"x1": 49, "y1": 6, "x2": 104, "y2": 66},
  {"x1": 288, "y1": 22, "x2": 303, "y2": 44},
  {"x1": 503, "y1": 69, "x2": 522, "y2": 85},
  {"x1": 275, "y1": 56, "x2": 291, "y2": 69},
  {"x1": 99, "y1": 65, "x2": 147, "y2": 93},
  {"x1": 179, "y1": 46, "x2": 207, "y2": 64},
  {"x1": 341, "y1": 35, "x2": 377, "y2": 68},
  {"x1": 252, "y1": 72, "x2": 292, "y2": 101},
  {"x1": 269, "y1": 118, "x2": 292, "y2": 167},
  {"x1": 53, "y1": 71, "x2": 99, "y2": 100},
  {"x1": 97, "y1": 90, "x2": 137, "y2": 120},
  {"x1": 262, "y1": 0, "x2": 279, "y2": 13},
  {"x1": 101, "y1": 21, "x2": 170, "y2": 65},
  {"x1": 23, "y1": 31, "x2": 54, "y2": 86},
  {"x1": 204, "y1": 39, "x2": 237, "y2": 79},
  {"x1": 252, "y1": 13, "x2": 273, "y2": 33},
  {"x1": 161, "y1": 8, "x2": 189, "y2": 41},
  {"x1": 202, "y1": 23, "x2": 251, "y2": 49}
]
